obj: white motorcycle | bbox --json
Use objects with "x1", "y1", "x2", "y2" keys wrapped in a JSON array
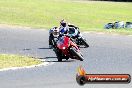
[{"x1": 49, "y1": 27, "x2": 59, "y2": 48}]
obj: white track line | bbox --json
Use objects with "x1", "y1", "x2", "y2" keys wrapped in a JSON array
[{"x1": 0, "y1": 59, "x2": 50, "y2": 72}]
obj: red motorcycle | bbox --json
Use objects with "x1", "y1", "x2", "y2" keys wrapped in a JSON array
[{"x1": 54, "y1": 35, "x2": 84, "y2": 61}]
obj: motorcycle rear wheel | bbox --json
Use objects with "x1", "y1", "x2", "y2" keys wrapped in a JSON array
[
  {"x1": 80, "y1": 38, "x2": 89, "y2": 48},
  {"x1": 70, "y1": 47, "x2": 84, "y2": 61}
]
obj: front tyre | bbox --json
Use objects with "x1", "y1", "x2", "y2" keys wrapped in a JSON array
[
  {"x1": 54, "y1": 49, "x2": 62, "y2": 62},
  {"x1": 58, "y1": 56, "x2": 62, "y2": 62},
  {"x1": 49, "y1": 34, "x2": 54, "y2": 48},
  {"x1": 57, "y1": 53, "x2": 62, "y2": 62}
]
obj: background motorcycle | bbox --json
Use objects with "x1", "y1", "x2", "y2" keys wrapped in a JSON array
[
  {"x1": 54, "y1": 35, "x2": 84, "y2": 62},
  {"x1": 68, "y1": 27, "x2": 89, "y2": 48},
  {"x1": 49, "y1": 27, "x2": 59, "y2": 48}
]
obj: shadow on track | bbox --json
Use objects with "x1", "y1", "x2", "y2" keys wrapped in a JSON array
[
  {"x1": 38, "y1": 57, "x2": 75, "y2": 62},
  {"x1": 38, "y1": 47, "x2": 51, "y2": 49},
  {"x1": 23, "y1": 48, "x2": 31, "y2": 51},
  {"x1": 45, "y1": 60, "x2": 75, "y2": 62},
  {"x1": 22, "y1": 47, "x2": 51, "y2": 51},
  {"x1": 39, "y1": 57, "x2": 57, "y2": 59}
]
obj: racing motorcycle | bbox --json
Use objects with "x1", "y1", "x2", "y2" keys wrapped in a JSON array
[
  {"x1": 54, "y1": 35, "x2": 84, "y2": 62},
  {"x1": 49, "y1": 27, "x2": 59, "y2": 48},
  {"x1": 68, "y1": 26, "x2": 89, "y2": 48}
]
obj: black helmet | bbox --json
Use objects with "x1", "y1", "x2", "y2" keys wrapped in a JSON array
[
  {"x1": 69, "y1": 27, "x2": 75, "y2": 34},
  {"x1": 60, "y1": 19, "x2": 67, "y2": 27}
]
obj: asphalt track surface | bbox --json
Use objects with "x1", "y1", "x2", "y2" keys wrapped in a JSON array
[{"x1": 0, "y1": 26, "x2": 132, "y2": 88}]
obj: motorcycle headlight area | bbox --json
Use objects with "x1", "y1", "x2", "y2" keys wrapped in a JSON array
[{"x1": 62, "y1": 47, "x2": 66, "y2": 49}]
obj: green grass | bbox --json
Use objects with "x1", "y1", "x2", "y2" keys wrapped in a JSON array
[
  {"x1": 0, "y1": 54, "x2": 42, "y2": 69},
  {"x1": 0, "y1": 0, "x2": 132, "y2": 34}
]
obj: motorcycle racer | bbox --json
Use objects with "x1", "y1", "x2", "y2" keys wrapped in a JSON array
[
  {"x1": 59, "y1": 19, "x2": 79, "y2": 37},
  {"x1": 59, "y1": 19, "x2": 89, "y2": 47},
  {"x1": 49, "y1": 19, "x2": 89, "y2": 49},
  {"x1": 49, "y1": 27, "x2": 59, "y2": 48},
  {"x1": 59, "y1": 19, "x2": 69, "y2": 35}
]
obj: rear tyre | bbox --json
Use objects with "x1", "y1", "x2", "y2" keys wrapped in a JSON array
[
  {"x1": 80, "y1": 38, "x2": 89, "y2": 48},
  {"x1": 70, "y1": 47, "x2": 84, "y2": 61}
]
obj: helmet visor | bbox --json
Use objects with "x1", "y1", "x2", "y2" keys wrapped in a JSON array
[{"x1": 61, "y1": 23, "x2": 66, "y2": 27}]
